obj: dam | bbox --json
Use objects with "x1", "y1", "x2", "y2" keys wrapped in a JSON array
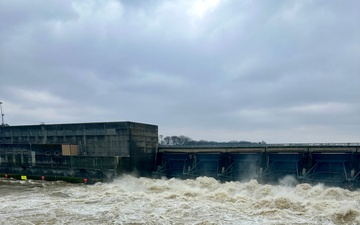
[
  {"x1": 1, "y1": 121, "x2": 360, "y2": 187},
  {"x1": 155, "y1": 143, "x2": 360, "y2": 188}
]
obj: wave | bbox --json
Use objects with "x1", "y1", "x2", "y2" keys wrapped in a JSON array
[{"x1": 1, "y1": 175, "x2": 360, "y2": 224}]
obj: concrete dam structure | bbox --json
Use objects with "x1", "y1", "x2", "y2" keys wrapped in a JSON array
[
  {"x1": 0, "y1": 121, "x2": 158, "y2": 183},
  {"x1": 155, "y1": 144, "x2": 360, "y2": 188},
  {"x1": 1, "y1": 121, "x2": 360, "y2": 187}
]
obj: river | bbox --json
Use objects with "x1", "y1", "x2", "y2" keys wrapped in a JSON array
[{"x1": 1, "y1": 175, "x2": 359, "y2": 224}]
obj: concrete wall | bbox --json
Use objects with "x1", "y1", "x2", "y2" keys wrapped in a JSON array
[
  {"x1": 0, "y1": 121, "x2": 158, "y2": 156},
  {"x1": 159, "y1": 144, "x2": 360, "y2": 153},
  {"x1": 0, "y1": 121, "x2": 158, "y2": 178},
  {"x1": 129, "y1": 122, "x2": 158, "y2": 175}
]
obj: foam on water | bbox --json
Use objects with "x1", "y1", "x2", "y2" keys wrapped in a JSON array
[{"x1": 1, "y1": 176, "x2": 360, "y2": 224}]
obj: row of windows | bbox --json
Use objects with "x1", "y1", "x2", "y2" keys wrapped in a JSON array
[
  {"x1": 1, "y1": 128, "x2": 123, "y2": 137},
  {"x1": 0, "y1": 135, "x2": 130, "y2": 143}
]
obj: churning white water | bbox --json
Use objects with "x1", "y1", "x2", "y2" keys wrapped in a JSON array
[{"x1": 1, "y1": 175, "x2": 360, "y2": 225}]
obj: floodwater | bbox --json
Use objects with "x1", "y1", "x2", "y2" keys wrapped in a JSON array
[{"x1": 0, "y1": 175, "x2": 360, "y2": 225}]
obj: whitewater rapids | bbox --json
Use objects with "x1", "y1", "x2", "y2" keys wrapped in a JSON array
[{"x1": 1, "y1": 175, "x2": 360, "y2": 224}]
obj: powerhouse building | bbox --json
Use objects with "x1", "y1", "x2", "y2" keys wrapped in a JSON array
[{"x1": 0, "y1": 121, "x2": 158, "y2": 181}]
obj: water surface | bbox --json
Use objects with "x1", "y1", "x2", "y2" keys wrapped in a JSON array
[{"x1": 1, "y1": 175, "x2": 359, "y2": 224}]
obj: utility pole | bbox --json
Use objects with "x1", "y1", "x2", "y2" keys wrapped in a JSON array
[{"x1": 0, "y1": 102, "x2": 4, "y2": 126}]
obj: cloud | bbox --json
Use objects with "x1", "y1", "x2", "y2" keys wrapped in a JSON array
[
  {"x1": 0, "y1": 0, "x2": 359, "y2": 143},
  {"x1": 5, "y1": 87, "x2": 68, "y2": 106}
]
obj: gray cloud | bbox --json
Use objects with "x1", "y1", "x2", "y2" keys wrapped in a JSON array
[{"x1": 0, "y1": 0, "x2": 359, "y2": 143}]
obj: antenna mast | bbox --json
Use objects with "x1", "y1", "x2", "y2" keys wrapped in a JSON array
[{"x1": 0, "y1": 102, "x2": 4, "y2": 126}]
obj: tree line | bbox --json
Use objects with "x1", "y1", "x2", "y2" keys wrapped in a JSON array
[{"x1": 159, "y1": 135, "x2": 266, "y2": 146}]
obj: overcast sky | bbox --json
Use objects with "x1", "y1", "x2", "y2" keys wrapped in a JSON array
[{"x1": 0, "y1": 0, "x2": 359, "y2": 143}]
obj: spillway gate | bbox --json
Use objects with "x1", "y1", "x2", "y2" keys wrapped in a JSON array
[{"x1": 154, "y1": 143, "x2": 360, "y2": 187}]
